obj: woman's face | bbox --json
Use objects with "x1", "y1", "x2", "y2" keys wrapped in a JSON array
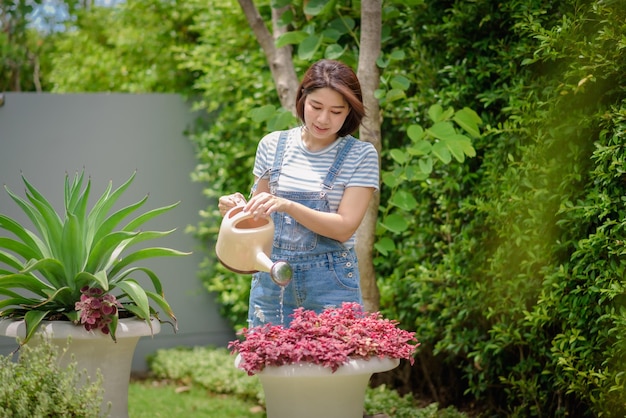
[{"x1": 303, "y1": 87, "x2": 349, "y2": 144}]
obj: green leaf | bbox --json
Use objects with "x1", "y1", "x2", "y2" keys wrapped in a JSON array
[
  {"x1": 418, "y1": 157, "x2": 433, "y2": 174},
  {"x1": 0, "y1": 273, "x2": 54, "y2": 297},
  {"x1": 385, "y1": 88, "x2": 406, "y2": 103},
  {"x1": 376, "y1": 56, "x2": 389, "y2": 69},
  {"x1": 389, "y1": 49, "x2": 406, "y2": 61},
  {"x1": 426, "y1": 121, "x2": 456, "y2": 140},
  {"x1": 145, "y1": 290, "x2": 177, "y2": 329},
  {"x1": 380, "y1": 213, "x2": 409, "y2": 233},
  {"x1": 324, "y1": 43, "x2": 345, "y2": 60},
  {"x1": 67, "y1": 172, "x2": 90, "y2": 234},
  {"x1": 65, "y1": 170, "x2": 85, "y2": 211},
  {"x1": 390, "y1": 75, "x2": 411, "y2": 91},
  {"x1": 407, "y1": 125, "x2": 424, "y2": 142},
  {"x1": 0, "y1": 237, "x2": 40, "y2": 261},
  {"x1": 5, "y1": 182, "x2": 62, "y2": 256},
  {"x1": 115, "y1": 279, "x2": 150, "y2": 319},
  {"x1": 268, "y1": 110, "x2": 297, "y2": 131},
  {"x1": 298, "y1": 34, "x2": 322, "y2": 60},
  {"x1": 36, "y1": 286, "x2": 75, "y2": 309},
  {"x1": 445, "y1": 134, "x2": 476, "y2": 162},
  {"x1": 389, "y1": 190, "x2": 418, "y2": 211},
  {"x1": 389, "y1": 148, "x2": 409, "y2": 164},
  {"x1": 275, "y1": 31, "x2": 308, "y2": 48},
  {"x1": 23, "y1": 310, "x2": 50, "y2": 345},
  {"x1": 61, "y1": 211, "x2": 84, "y2": 289},
  {"x1": 91, "y1": 196, "x2": 148, "y2": 245},
  {"x1": 407, "y1": 140, "x2": 431, "y2": 156},
  {"x1": 374, "y1": 237, "x2": 396, "y2": 256},
  {"x1": 0, "y1": 295, "x2": 39, "y2": 309},
  {"x1": 115, "y1": 266, "x2": 163, "y2": 295},
  {"x1": 432, "y1": 141, "x2": 452, "y2": 164},
  {"x1": 321, "y1": 28, "x2": 342, "y2": 42},
  {"x1": 86, "y1": 230, "x2": 138, "y2": 273},
  {"x1": 95, "y1": 172, "x2": 137, "y2": 225},
  {"x1": 381, "y1": 171, "x2": 403, "y2": 188},
  {"x1": 271, "y1": 0, "x2": 292, "y2": 8},
  {"x1": 329, "y1": 16, "x2": 354, "y2": 33},
  {"x1": 21, "y1": 258, "x2": 66, "y2": 290},
  {"x1": 427, "y1": 104, "x2": 443, "y2": 122},
  {"x1": 75, "y1": 270, "x2": 108, "y2": 292},
  {"x1": 108, "y1": 247, "x2": 191, "y2": 277},
  {"x1": 109, "y1": 312, "x2": 120, "y2": 342},
  {"x1": 453, "y1": 107, "x2": 482, "y2": 138},
  {"x1": 250, "y1": 105, "x2": 276, "y2": 123},
  {"x1": 124, "y1": 202, "x2": 179, "y2": 232},
  {"x1": 406, "y1": 165, "x2": 429, "y2": 181},
  {"x1": 0, "y1": 214, "x2": 46, "y2": 257},
  {"x1": 446, "y1": 141, "x2": 466, "y2": 163},
  {"x1": 304, "y1": 0, "x2": 329, "y2": 15}
]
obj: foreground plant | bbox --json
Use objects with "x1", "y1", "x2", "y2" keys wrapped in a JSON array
[
  {"x1": 229, "y1": 302, "x2": 419, "y2": 375},
  {"x1": 0, "y1": 333, "x2": 105, "y2": 417},
  {"x1": 0, "y1": 171, "x2": 190, "y2": 344}
]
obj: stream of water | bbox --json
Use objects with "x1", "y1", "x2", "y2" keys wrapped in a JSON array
[{"x1": 279, "y1": 286, "x2": 285, "y2": 325}]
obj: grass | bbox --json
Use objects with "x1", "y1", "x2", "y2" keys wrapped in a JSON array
[{"x1": 128, "y1": 379, "x2": 265, "y2": 418}]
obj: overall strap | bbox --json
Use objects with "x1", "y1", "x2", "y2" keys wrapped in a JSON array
[
  {"x1": 269, "y1": 130, "x2": 290, "y2": 194},
  {"x1": 320, "y1": 136, "x2": 356, "y2": 197}
]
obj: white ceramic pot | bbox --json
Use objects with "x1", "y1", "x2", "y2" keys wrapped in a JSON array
[
  {"x1": 238, "y1": 355, "x2": 399, "y2": 418},
  {"x1": 0, "y1": 317, "x2": 160, "y2": 418}
]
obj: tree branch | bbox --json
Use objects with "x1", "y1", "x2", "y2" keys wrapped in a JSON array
[{"x1": 237, "y1": 0, "x2": 299, "y2": 113}]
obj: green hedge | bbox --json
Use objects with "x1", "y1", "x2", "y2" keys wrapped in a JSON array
[{"x1": 374, "y1": 0, "x2": 626, "y2": 415}]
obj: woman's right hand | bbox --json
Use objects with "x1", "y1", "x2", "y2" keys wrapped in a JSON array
[{"x1": 218, "y1": 192, "x2": 247, "y2": 216}]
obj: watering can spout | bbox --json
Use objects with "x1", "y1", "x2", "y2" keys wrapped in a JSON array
[
  {"x1": 256, "y1": 252, "x2": 292, "y2": 287},
  {"x1": 216, "y1": 206, "x2": 292, "y2": 287}
]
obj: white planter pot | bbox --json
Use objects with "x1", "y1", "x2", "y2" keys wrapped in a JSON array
[
  {"x1": 238, "y1": 355, "x2": 399, "y2": 418},
  {"x1": 0, "y1": 317, "x2": 160, "y2": 418}
]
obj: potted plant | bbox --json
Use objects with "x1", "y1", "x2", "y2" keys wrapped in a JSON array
[
  {"x1": 0, "y1": 170, "x2": 190, "y2": 418},
  {"x1": 229, "y1": 302, "x2": 419, "y2": 418}
]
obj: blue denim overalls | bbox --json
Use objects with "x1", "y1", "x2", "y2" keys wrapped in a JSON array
[{"x1": 247, "y1": 130, "x2": 363, "y2": 327}]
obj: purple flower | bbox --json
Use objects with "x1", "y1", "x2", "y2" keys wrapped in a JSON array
[
  {"x1": 229, "y1": 302, "x2": 419, "y2": 375},
  {"x1": 75, "y1": 287, "x2": 122, "y2": 335}
]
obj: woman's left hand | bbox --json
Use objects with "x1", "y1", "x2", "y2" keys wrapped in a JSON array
[{"x1": 244, "y1": 192, "x2": 286, "y2": 219}]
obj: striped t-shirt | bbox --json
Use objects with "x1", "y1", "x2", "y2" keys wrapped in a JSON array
[{"x1": 252, "y1": 127, "x2": 379, "y2": 245}]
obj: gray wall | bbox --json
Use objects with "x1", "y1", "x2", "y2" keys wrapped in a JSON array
[{"x1": 0, "y1": 92, "x2": 235, "y2": 371}]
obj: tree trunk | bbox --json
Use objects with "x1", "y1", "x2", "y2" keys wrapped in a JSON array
[
  {"x1": 237, "y1": 0, "x2": 299, "y2": 113},
  {"x1": 356, "y1": 0, "x2": 382, "y2": 312}
]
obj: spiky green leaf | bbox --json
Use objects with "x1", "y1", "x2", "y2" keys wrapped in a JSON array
[{"x1": 109, "y1": 247, "x2": 191, "y2": 277}]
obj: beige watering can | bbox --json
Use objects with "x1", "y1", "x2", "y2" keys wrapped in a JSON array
[{"x1": 216, "y1": 206, "x2": 292, "y2": 286}]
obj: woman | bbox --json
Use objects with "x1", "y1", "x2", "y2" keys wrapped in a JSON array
[{"x1": 219, "y1": 59, "x2": 379, "y2": 328}]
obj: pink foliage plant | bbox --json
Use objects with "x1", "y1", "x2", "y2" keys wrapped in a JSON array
[{"x1": 229, "y1": 302, "x2": 419, "y2": 375}]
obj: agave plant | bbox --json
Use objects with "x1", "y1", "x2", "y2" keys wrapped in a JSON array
[{"x1": 0, "y1": 171, "x2": 190, "y2": 344}]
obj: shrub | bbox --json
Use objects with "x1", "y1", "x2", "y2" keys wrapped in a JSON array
[
  {"x1": 365, "y1": 384, "x2": 468, "y2": 418},
  {"x1": 148, "y1": 346, "x2": 264, "y2": 403},
  {"x1": 375, "y1": 0, "x2": 626, "y2": 415},
  {"x1": 0, "y1": 336, "x2": 105, "y2": 417}
]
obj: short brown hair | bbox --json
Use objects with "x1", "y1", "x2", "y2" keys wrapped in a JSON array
[{"x1": 295, "y1": 60, "x2": 365, "y2": 137}]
